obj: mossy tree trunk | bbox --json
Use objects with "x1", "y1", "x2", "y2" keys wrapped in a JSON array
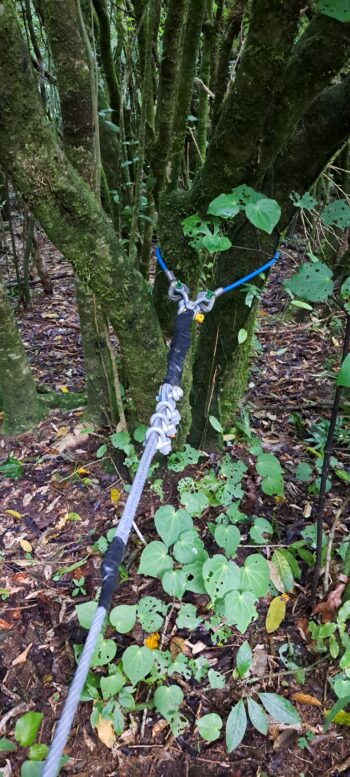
[
  {"x1": 0, "y1": 279, "x2": 43, "y2": 433},
  {"x1": 0, "y1": 1, "x2": 166, "y2": 423},
  {"x1": 45, "y1": 0, "x2": 120, "y2": 427}
]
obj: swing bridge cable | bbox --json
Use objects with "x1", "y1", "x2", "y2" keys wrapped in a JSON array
[{"x1": 42, "y1": 246, "x2": 280, "y2": 777}]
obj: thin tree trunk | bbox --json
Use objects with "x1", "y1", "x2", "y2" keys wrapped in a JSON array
[
  {"x1": 31, "y1": 224, "x2": 53, "y2": 295},
  {"x1": 0, "y1": 279, "x2": 42, "y2": 433},
  {"x1": 168, "y1": 0, "x2": 207, "y2": 189}
]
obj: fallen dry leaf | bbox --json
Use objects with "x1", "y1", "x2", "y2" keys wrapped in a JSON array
[
  {"x1": 313, "y1": 577, "x2": 348, "y2": 623},
  {"x1": 272, "y1": 728, "x2": 298, "y2": 750},
  {"x1": 19, "y1": 539, "x2": 32, "y2": 553},
  {"x1": 5, "y1": 509, "x2": 22, "y2": 519},
  {"x1": 297, "y1": 617, "x2": 310, "y2": 642},
  {"x1": 290, "y1": 692, "x2": 321, "y2": 707},
  {"x1": 251, "y1": 644, "x2": 268, "y2": 677},
  {"x1": 170, "y1": 636, "x2": 190, "y2": 659},
  {"x1": 0, "y1": 619, "x2": 13, "y2": 630},
  {"x1": 95, "y1": 716, "x2": 116, "y2": 748},
  {"x1": 152, "y1": 718, "x2": 168, "y2": 738},
  {"x1": 12, "y1": 642, "x2": 33, "y2": 666}
]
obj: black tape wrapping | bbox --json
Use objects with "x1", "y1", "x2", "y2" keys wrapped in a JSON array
[
  {"x1": 99, "y1": 535, "x2": 125, "y2": 609},
  {"x1": 164, "y1": 309, "x2": 193, "y2": 386}
]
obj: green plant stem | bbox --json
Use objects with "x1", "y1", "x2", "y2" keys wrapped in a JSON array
[{"x1": 312, "y1": 313, "x2": 350, "y2": 603}]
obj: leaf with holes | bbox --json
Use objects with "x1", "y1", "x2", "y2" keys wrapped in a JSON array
[
  {"x1": 208, "y1": 669, "x2": 225, "y2": 688},
  {"x1": 138, "y1": 541, "x2": 173, "y2": 578},
  {"x1": 291, "y1": 191, "x2": 318, "y2": 210},
  {"x1": 224, "y1": 590, "x2": 258, "y2": 633},
  {"x1": 337, "y1": 354, "x2": 350, "y2": 388},
  {"x1": 214, "y1": 524, "x2": 240, "y2": 557},
  {"x1": 249, "y1": 517, "x2": 273, "y2": 544},
  {"x1": 207, "y1": 193, "x2": 241, "y2": 219},
  {"x1": 180, "y1": 491, "x2": 209, "y2": 516},
  {"x1": 226, "y1": 699, "x2": 247, "y2": 752},
  {"x1": 183, "y1": 560, "x2": 207, "y2": 593},
  {"x1": 321, "y1": 199, "x2": 350, "y2": 227},
  {"x1": 168, "y1": 444, "x2": 202, "y2": 472},
  {"x1": 122, "y1": 646, "x2": 155, "y2": 685},
  {"x1": 245, "y1": 198, "x2": 281, "y2": 234},
  {"x1": 176, "y1": 603, "x2": 202, "y2": 630},
  {"x1": 203, "y1": 555, "x2": 240, "y2": 601},
  {"x1": 92, "y1": 635, "x2": 117, "y2": 667},
  {"x1": 197, "y1": 713, "x2": 223, "y2": 742},
  {"x1": 317, "y1": 0, "x2": 350, "y2": 21},
  {"x1": 154, "y1": 506, "x2": 193, "y2": 548},
  {"x1": 202, "y1": 233, "x2": 232, "y2": 253},
  {"x1": 284, "y1": 261, "x2": 334, "y2": 302},
  {"x1": 240, "y1": 553, "x2": 270, "y2": 597},
  {"x1": 247, "y1": 698, "x2": 268, "y2": 735},
  {"x1": 231, "y1": 184, "x2": 262, "y2": 205},
  {"x1": 137, "y1": 596, "x2": 168, "y2": 632},
  {"x1": 162, "y1": 568, "x2": 187, "y2": 599},
  {"x1": 110, "y1": 604, "x2": 137, "y2": 634},
  {"x1": 258, "y1": 693, "x2": 301, "y2": 725}
]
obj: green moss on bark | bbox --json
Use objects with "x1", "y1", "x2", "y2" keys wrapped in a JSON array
[
  {"x1": 0, "y1": 1, "x2": 166, "y2": 422},
  {"x1": 0, "y1": 281, "x2": 43, "y2": 434}
]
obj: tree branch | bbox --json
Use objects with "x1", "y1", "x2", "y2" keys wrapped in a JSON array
[
  {"x1": 196, "y1": 0, "x2": 304, "y2": 204},
  {"x1": 168, "y1": 0, "x2": 207, "y2": 189},
  {"x1": 151, "y1": 0, "x2": 187, "y2": 195},
  {"x1": 211, "y1": 0, "x2": 246, "y2": 128},
  {"x1": 92, "y1": 0, "x2": 121, "y2": 122},
  {"x1": 260, "y1": 12, "x2": 350, "y2": 177},
  {"x1": 273, "y1": 75, "x2": 350, "y2": 222}
]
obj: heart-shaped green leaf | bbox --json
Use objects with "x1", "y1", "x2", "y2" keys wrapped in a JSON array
[
  {"x1": 138, "y1": 541, "x2": 173, "y2": 577},
  {"x1": 154, "y1": 684, "x2": 183, "y2": 718},
  {"x1": 14, "y1": 712, "x2": 43, "y2": 747},
  {"x1": 224, "y1": 590, "x2": 258, "y2": 633},
  {"x1": 122, "y1": 645, "x2": 155, "y2": 685},
  {"x1": 203, "y1": 555, "x2": 240, "y2": 600},
  {"x1": 197, "y1": 713, "x2": 223, "y2": 742},
  {"x1": 214, "y1": 524, "x2": 241, "y2": 557},
  {"x1": 154, "y1": 506, "x2": 193, "y2": 547},
  {"x1": 240, "y1": 553, "x2": 270, "y2": 597},
  {"x1": 110, "y1": 604, "x2": 137, "y2": 634},
  {"x1": 245, "y1": 198, "x2": 281, "y2": 234}
]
